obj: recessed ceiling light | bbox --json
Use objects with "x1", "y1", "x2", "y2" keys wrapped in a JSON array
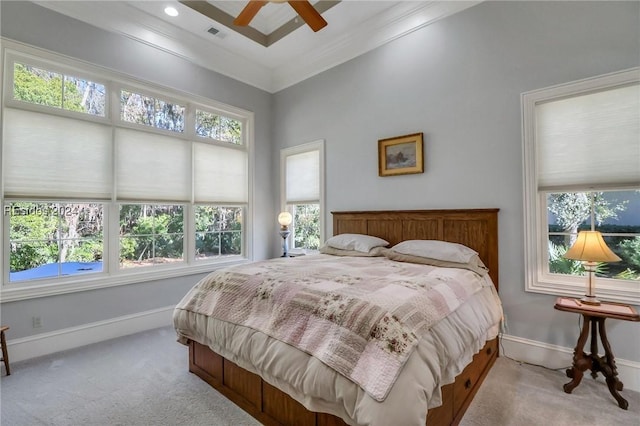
[{"x1": 164, "y1": 6, "x2": 179, "y2": 17}]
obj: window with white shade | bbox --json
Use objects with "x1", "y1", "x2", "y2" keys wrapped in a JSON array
[
  {"x1": 1, "y1": 42, "x2": 252, "y2": 301},
  {"x1": 522, "y1": 68, "x2": 640, "y2": 304},
  {"x1": 3, "y1": 108, "x2": 113, "y2": 200},
  {"x1": 281, "y1": 141, "x2": 325, "y2": 251}
]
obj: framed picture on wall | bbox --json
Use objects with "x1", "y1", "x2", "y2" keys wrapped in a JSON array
[{"x1": 378, "y1": 132, "x2": 424, "y2": 177}]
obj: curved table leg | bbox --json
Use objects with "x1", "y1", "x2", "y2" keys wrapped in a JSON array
[
  {"x1": 590, "y1": 317, "x2": 599, "y2": 380},
  {"x1": 597, "y1": 318, "x2": 628, "y2": 410},
  {"x1": 564, "y1": 316, "x2": 592, "y2": 393}
]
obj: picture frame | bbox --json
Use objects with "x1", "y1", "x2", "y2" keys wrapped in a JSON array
[{"x1": 378, "y1": 132, "x2": 424, "y2": 177}]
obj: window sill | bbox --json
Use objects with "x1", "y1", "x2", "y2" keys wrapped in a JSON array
[
  {"x1": 527, "y1": 276, "x2": 640, "y2": 306},
  {"x1": 288, "y1": 248, "x2": 318, "y2": 256},
  {"x1": 1, "y1": 258, "x2": 250, "y2": 303}
]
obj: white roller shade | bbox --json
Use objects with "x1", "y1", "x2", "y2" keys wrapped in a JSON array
[
  {"x1": 3, "y1": 108, "x2": 112, "y2": 199},
  {"x1": 194, "y1": 143, "x2": 247, "y2": 203},
  {"x1": 116, "y1": 128, "x2": 191, "y2": 201},
  {"x1": 285, "y1": 150, "x2": 320, "y2": 203},
  {"x1": 536, "y1": 83, "x2": 640, "y2": 190}
]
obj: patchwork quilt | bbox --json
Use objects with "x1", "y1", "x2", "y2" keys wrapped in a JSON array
[{"x1": 174, "y1": 254, "x2": 490, "y2": 401}]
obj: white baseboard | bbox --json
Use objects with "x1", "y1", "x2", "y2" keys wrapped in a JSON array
[
  {"x1": 6, "y1": 305, "x2": 174, "y2": 363},
  {"x1": 501, "y1": 333, "x2": 640, "y2": 393}
]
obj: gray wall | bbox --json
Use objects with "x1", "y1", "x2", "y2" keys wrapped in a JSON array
[
  {"x1": 272, "y1": 1, "x2": 640, "y2": 361},
  {"x1": 0, "y1": 1, "x2": 276, "y2": 339}
]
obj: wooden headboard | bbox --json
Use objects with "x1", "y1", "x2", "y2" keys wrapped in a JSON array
[{"x1": 332, "y1": 209, "x2": 499, "y2": 290}]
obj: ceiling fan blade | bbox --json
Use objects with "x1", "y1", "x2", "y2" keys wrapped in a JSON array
[
  {"x1": 288, "y1": 1, "x2": 328, "y2": 32},
  {"x1": 233, "y1": 1, "x2": 266, "y2": 26}
]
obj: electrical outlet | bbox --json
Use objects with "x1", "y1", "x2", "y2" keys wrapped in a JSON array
[
  {"x1": 32, "y1": 316, "x2": 42, "y2": 329},
  {"x1": 501, "y1": 313, "x2": 508, "y2": 334}
]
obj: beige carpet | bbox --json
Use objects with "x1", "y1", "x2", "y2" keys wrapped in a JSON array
[
  {"x1": 460, "y1": 356, "x2": 640, "y2": 426},
  {"x1": 1, "y1": 327, "x2": 638, "y2": 425}
]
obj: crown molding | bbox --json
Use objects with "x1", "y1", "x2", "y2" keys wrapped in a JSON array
[{"x1": 33, "y1": 1, "x2": 274, "y2": 92}]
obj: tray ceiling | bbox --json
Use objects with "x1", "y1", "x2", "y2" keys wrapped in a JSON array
[{"x1": 34, "y1": 1, "x2": 480, "y2": 93}]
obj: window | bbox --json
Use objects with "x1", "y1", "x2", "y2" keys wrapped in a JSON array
[
  {"x1": 195, "y1": 206, "x2": 243, "y2": 260},
  {"x1": 13, "y1": 62, "x2": 106, "y2": 116},
  {"x1": 8, "y1": 202, "x2": 104, "y2": 282},
  {"x1": 547, "y1": 191, "x2": 640, "y2": 278},
  {"x1": 196, "y1": 109, "x2": 242, "y2": 145},
  {"x1": 119, "y1": 204, "x2": 184, "y2": 269},
  {"x1": 1, "y1": 42, "x2": 252, "y2": 300},
  {"x1": 120, "y1": 89, "x2": 184, "y2": 132},
  {"x1": 281, "y1": 141, "x2": 325, "y2": 251},
  {"x1": 290, "y1": 204, "x2": 321, "y2": 250},
  {"x1": 522, "y1": 68, "x2": 640, "y2": 304}
]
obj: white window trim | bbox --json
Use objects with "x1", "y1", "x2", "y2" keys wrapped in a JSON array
[
  {"x1": 1, "y1": 38, "x2": 255, "y2": 302},
  {"x1": 0, "y1": 258, "x2": 251, "y2": 303},
  {"x1": 521, "y1": 67, "x2": 640, "y2": 305},
  {"x1": 3, "y1": 50, "x2": 112, "y2": 125},
  {"x1": 280, "y1": 140, "x2": 326, "y2": 250}
]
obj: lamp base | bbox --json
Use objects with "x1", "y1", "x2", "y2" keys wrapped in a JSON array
[
  {"x1": 580, "y1": 295, "x2": 601, "y2": 306},
  {"x1": 279, "y1": 229, "x2": 291, "y2": 258}
]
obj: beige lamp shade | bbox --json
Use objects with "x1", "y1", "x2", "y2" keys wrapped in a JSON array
[
  {"x1": 564, "y1": 231, "x2": 621, "y2": 263},
  {"x1": 278, "y1": 211, "x2": 292, "y2": 227}
]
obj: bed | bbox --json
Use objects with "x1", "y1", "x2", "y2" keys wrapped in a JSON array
[{"x1": 173, "y1": 209, "x2": 502, "y2": 426}]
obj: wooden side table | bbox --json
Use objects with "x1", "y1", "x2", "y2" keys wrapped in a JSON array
[{"x1": 554, "y1": 297, "x2": 639, "y2": 410}]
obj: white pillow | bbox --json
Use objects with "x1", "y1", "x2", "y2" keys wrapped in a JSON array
[
  {"x1": 319, "y1": 246, "x2": 388, "y2": 257},
  {"x1": 325, "y1": 233, "x2": 389, "y2": 253},
  {"x1": 383, "y1": 250, "x2": 488, "y2": 275},
  {"x1": 391, "y1": 240, "x2": 478, "y2": 263}
]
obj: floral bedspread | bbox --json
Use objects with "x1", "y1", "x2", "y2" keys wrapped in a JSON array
[{"x1": 174, "y1": 254, "x2": 489, "y2": 401}]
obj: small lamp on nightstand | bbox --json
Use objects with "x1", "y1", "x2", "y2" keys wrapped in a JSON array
[
  {"x1": 563, "y1": 230, "x2": 621, "y2": 306},
  {"x1": 278, "y1": 211, "x2": 292, "y2": 257}
]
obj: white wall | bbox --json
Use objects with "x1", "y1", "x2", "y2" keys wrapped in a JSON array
[
  {"x1": 0, "y1": 1, "x2": 276, "y2": 340},
  {"x1": 272, "y1": 1, "x2": 640, "y2": 362}
]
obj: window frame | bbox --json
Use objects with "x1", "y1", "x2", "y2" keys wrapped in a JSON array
[
  {"x1": 522, "y1": 67, "x2": 640, "y2": 305},
  {"x1": 117, "y1": 202, "x2": 187, "y2": 270},
  {"x1": 5, "y1": 51, "x2": 112, "y2": 125},
  {"x1": 5, "y1": 200, "x2": 109, "y2": 284},
  {"x1": 280, "y1": 140, "x2": 325, "y2": 253},
  {"x1": 117, "y1": 85, "x2": 187, "y2": 134},
  {"x1": 194, "y1": 105, "x2": 245, "y2": 146},
  {"x1": 193, "y1": 204, "x2": 245, "y2": 261},
  {"x1": 1, "y1": 40, "x2": 254, "y2": 302}
]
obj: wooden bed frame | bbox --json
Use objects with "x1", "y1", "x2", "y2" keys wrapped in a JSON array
[{"x1": 187, "y1": 209, "x2": 500, "y2": 426}]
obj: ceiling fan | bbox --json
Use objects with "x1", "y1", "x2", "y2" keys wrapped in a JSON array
[{"x1": 233, "y1": 1, "x2": 328, "y2": 32}]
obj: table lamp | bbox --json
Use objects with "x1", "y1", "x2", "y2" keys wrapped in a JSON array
[
  {"x1": 278, "y1": 211, "x2": 292, "y2": 257},
  {"x1": 563, "y1": 230, "x2": 621, "y2": 305}
]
